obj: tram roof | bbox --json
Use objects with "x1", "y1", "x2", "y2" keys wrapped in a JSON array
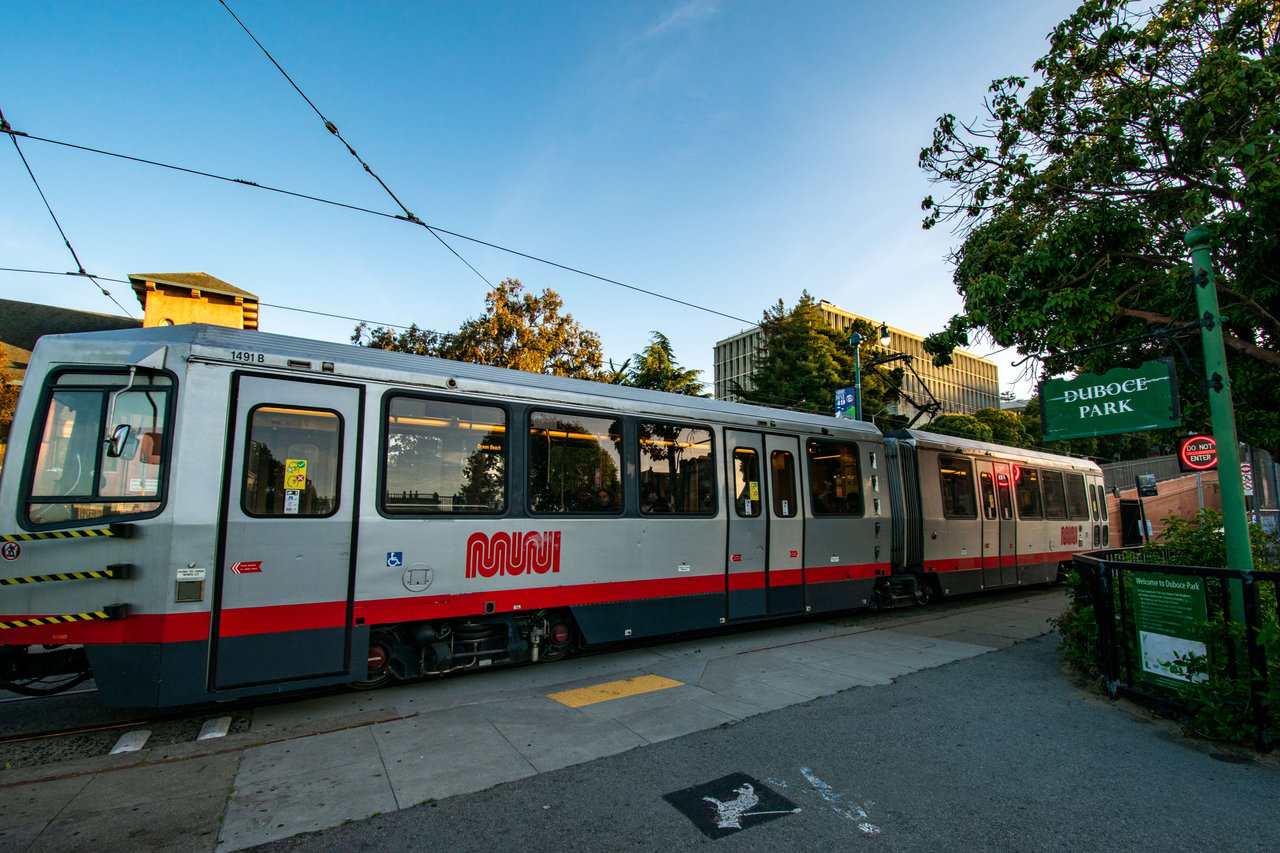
[
  {"x1": 891, "y1": 428, "x2": 1102, "y2": 472},
  {"x1": 32, "y1": 323, "x2": 882, "y2": 438}
]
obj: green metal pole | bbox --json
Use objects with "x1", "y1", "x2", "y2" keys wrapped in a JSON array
[
  {"x1": 1184, "y1": 226, "x2": 1253, "y2": 593},
  {"x1": 849, "y1": 327, "x2": 860, "y2": 417}
]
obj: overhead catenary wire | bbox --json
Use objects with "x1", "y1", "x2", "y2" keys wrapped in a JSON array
[
  {"x1": 216, "y1": 0, "x2": 495, "y2": 288},
  {"x1": 0, "y1": 109, "x2": 133, "y2": 318},
  {"x1": 0, "y1": 124, "x2": 754, "y2": 327}
]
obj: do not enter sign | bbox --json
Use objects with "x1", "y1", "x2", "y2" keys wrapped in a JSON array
[{"x1": 1179, "y1": 436, "x2": 1218, "y2": 472}]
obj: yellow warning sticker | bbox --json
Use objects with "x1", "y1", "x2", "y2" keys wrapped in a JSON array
[
  {"x1": 284, "y1": 459, "x2": 308, "y2": 490},
  {"x1": 749, "y1": 482, "x2": 760, "y2": 501},
  {"x1": 547, "y1": 674, "x2": 683, "y2": 708}
]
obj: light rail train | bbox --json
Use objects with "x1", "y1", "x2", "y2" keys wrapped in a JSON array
[{"x1": 0, "y1": 325, "x2": 1108, "y2": 706}]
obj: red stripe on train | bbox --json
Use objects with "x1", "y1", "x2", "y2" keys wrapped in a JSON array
[{"x1": 1, "y1": 562, "x2": 889, "y2": 644}]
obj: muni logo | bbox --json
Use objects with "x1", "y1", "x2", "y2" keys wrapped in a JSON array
[{"x1": 466, "y1": 531, "x2": 562, "y2": 579}]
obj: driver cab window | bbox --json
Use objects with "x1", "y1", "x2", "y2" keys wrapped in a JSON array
[{"x1": 25, "y1": 371, "x2": 173, "y2": 527}]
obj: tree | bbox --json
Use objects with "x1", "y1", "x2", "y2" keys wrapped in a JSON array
[
  {"x1": 0, "y1": 350, "x2": 19, "y2": 449},
  {"x1": 918, "y1": 0, "x2": 1280, "y2": 454},
  {"x1": 350, "y1": 322, "x2": 441, "y2": 355},
  {"x1": 734, "y1": 292, "x2": 898, "y2": 416},
  {"x1": 626, "y1": 332, "x2": 707, "y2": 396},
  {"x1": 353, "y1": 278, "x2": 605, "y2": 380},
  {"x1": 972, "y1": 407, "x2": 1033, "y2": 448},
  {"x1": 920, "y1": 413, "x2": 994, "y2": 443}
]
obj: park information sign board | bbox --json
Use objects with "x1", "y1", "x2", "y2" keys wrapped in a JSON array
[
  {"x1": 1040, "y1": 358, "x2": 1180, "y2": 441},
  {"x1": 1132, "y1": 572, "x2": 1209, "y2": 689}
]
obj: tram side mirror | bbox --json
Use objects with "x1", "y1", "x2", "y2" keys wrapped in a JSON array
[{"x1": 106, "y1": 424, "x2": 138, "y2": 459}]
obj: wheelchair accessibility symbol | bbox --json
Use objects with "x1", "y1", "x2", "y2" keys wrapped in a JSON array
[{"x1": 386, "y1": 552, "x2": 403, "y2": 568}]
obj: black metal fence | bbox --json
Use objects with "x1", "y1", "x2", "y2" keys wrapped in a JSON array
[{"x1": 1072, "y1": 549, "x2": 1278, "y2": 750}]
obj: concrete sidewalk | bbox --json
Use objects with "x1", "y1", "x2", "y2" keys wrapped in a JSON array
[{"x1": 0, "y1": 589, "x2": 1069, "y2": 852}]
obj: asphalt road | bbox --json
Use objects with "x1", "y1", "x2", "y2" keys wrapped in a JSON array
[{"x1": 251, "y1": 632, "x2": 1280, "y2": 852}]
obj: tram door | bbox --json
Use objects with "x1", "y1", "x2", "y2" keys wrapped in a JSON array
[
  {"x1": 212, "y1": 375, "x2": 362, "y2": 689},
  {"x1": 764, "y1": 435, "x2": 804, "y2": 615},
  {"x1": 726, "y1": 431, "x2": 767, "y2": 619},
  {"x1": 725, "y1": 431, "x2": 804, "y2": 620},
  {"x1": 993, "y1": 461, "x2": 1013, "y2": 581}
]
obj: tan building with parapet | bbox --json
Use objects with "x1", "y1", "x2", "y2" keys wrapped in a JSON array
[{"x1": 128, "y1": 272, "x2": 259, "y2": 330}]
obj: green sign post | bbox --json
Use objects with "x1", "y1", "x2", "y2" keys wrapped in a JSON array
[
  {"x1": 1040, "y1": 358, "x2": 1180, "y2": 441},
  {"x1": 1131, "y1": 572, "x2": 1209, "y2": 689}
]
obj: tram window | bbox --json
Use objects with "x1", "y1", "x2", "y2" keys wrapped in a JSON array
[
  {"x1": 1089, "y1": 483, "x2": 1100, "y2": 519},
  {"x1": 639, "y1": 422, "x2": 714, "y2": 515},
  {"x1": 733, "y1": 449, "x2": 762, "y2": 517},
  {"x1": 1065, "y1": 474, "x2": 1089, "y2": 519},
  {"x1": 25, "y1": 371, "x2": 173, "y2": 526},
  {"x1": 939, "y1": 456, "x2": 977, "y2": 519},
  {"x1": 807, "y1": 439, "x2": 863, "y2": 516},
  {"x1": 383, "y1": 396, "x2": 506, "y2": 515},
  {"x1": 771, "y1": 450, "x2": 798, "y2": 518},
  {"x1": 1097, "y1": 484, "x2": 1109, "y2": 520},
  {"x1": 996, "y1": 471, "x2": 1014, "y2": 520},
  {"x1": 980, "y1": 471, "x2": 998, "y2": 520},
  {"x1": 528, "y1": 411, "x2": 622, "y2": 514},
  {"x1": 242, "y1": 406, "x2": 341, "y2": 517},
  {"x1": 1014, "y1": 466, "x2": 1043, "y2": 519},
  {"x1": 1042, "y1": 470, "x2": 1067, "y2": 519}
]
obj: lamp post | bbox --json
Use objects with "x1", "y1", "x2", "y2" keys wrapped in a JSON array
[
  {"x1": 847, "y1": 323, "x2": 892, "y2": 421},
  {"x1": 848, "y1": 330, "x2": 863, "y2": 421}
]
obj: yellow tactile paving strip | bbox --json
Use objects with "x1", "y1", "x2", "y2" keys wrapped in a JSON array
[{"x1": 547, "y1": 674, "x2": 684, "y2": 708}]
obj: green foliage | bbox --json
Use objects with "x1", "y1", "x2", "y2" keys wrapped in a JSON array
[
  {"x1": 920, "y1": 0, "x2": 1280, "y2": 455},
  {"x1": 972, "y1": 407, "x2": 1032, "y2": 447},
  {"x1": 0, "y1": 350, "x2": 17, "y2": 447},
  {"x1": 1157, "y1": 507, "x2": 1280, "y2": 571},
  {"x1": 624, "y1": 332, "x2": 707, "y2": 396},
  {"x1": 353, "y1": 278, "x2": 604, "y2": 380},
  {"x1": 1058, "y1": 508, "x2": 1280, "y2": 746},
  {"x1": 919, "y1": 413, "x2": 993, "y2": 442},
  {"x1": 734, "y1": 293, "x2": 897, "y2": 415}
]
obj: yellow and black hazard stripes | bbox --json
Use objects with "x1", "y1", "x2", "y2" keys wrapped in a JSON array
[
  {"x1": 0, "y1": 564, "x2": 132, "y2": 586},
  {"x1": 0, "y1": 610, "x2": 110, "y2": 630},
  {"x1": 0, "y1": 523, "x2": 133, "y2": 543}
]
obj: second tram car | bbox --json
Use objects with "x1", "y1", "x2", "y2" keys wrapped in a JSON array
[{"x1": 0, "y1": 325, "x2": 1107, "y2": 706}]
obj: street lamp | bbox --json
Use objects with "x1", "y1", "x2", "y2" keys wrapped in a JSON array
[
  {"x1": 848, "y1": 329, "x2": 863, "y2": 421},
  {"x1": 848, "y1": 323, "x2": 892, "y2": 421}
]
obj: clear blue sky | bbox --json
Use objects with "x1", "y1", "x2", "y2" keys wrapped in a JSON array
[{"x1": 2, "y1": 1, "x2": 1080, "y2": 396}]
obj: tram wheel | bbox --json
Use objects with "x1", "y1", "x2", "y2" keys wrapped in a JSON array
[
  {"x1": 538, "y1": 613, "x2": 576, "y2": 662},
  {"x1": 350, "y1": 633, "x2": 395, "y2": 690}
]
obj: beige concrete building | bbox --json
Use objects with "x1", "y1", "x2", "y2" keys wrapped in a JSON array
[{"x1": 713, "y1": 299, "x2": 1000, "y2": 420}]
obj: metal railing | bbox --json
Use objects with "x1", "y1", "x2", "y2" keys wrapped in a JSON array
[{"x1": 1072, "y1": 549, "x2": 1278, "y2": 750}]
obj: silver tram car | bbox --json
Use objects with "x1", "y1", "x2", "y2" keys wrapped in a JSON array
[{"x1": 0, "y1": 325, "x2": 1108, "y2": 706}]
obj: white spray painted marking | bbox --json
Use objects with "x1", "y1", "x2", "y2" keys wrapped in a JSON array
[
  {"x1": 770, "y1": 767, "x2": 880, "y2": 835},
  {"x1": 702, "y1": 783, "x2": 801, "y2": 829}
]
